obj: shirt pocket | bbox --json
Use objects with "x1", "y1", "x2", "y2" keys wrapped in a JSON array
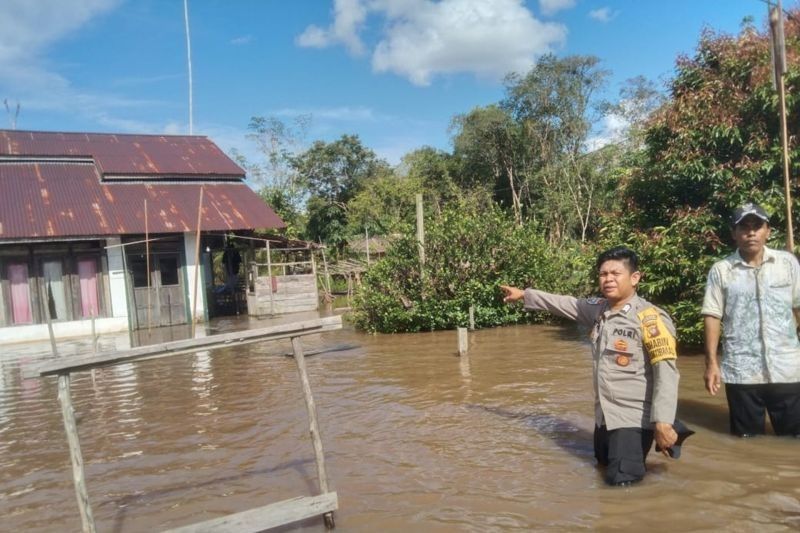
[
  {"x1": 603, "y1": 347, "x2": 641, "y2": 374},
  {"x1": 768, "y1": 266, "x2": 792, "y2": 288}
]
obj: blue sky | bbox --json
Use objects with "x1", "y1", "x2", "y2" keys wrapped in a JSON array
[{"x1": 0, "y1": 0, "x2": 781, "y2": 167}]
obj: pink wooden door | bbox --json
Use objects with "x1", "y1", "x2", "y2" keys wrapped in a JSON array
[
  {"x1": 78, "y1": 259, "x2": 99, "y2": 317},
  {"x1": 8, "y1": 263, "x2": 32, "y2": 324}
]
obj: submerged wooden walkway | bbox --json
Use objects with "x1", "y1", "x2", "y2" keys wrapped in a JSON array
[{"x1": 38, "y1": 316, "x2": 343, "y2": 533}]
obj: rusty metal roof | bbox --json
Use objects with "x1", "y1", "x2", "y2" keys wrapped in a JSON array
[
  {"x1": 0, "y1": 161, "x2": 285, "y2": 239},
  {"x1": 0, "y1": 129, "x2": 245, "y2": 178}
]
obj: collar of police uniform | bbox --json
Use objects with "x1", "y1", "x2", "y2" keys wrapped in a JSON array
[
  {"x1": 606, "y1": 294, "x2": 638, "y2": 316},
  {"x1": 732, "y1": 245, "x2": 776, "y2": 267}
]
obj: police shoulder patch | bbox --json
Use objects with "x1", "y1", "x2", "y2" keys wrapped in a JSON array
[
  {"x1": 586, "y1": 297, "x2": 603, "y2": 305},
  {"x1": 637, "y1": 306, "x2": 677, "y2": 364}
]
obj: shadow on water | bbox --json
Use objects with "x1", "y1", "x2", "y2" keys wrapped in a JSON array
[
  {"x1": 678, "y1": 397, "x2": 730, "y2": 435},
  {"x1": 466, "y1": 404, "x2": 595, "y2": 462},
  {"x1": 103, "y1": 457, "x2": 320, "y2": 533}
]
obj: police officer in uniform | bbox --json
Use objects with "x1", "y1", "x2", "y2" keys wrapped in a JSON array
[{"x1": 501, "y1": 246, "x2": 681, "y2": 486}]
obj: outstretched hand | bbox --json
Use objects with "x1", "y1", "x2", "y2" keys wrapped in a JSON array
[{"x1": 500, "y1": 285, "x2": 524, "y2": 303}]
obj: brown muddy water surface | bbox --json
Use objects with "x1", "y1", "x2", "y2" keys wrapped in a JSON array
[{"x1": 2, "y1": 313, "x2": 800, "y2": 532}]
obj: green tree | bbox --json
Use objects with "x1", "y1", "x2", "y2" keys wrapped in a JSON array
[
  {"x1": 400, "y1": 146, "x2": 461, "y2": 215},
  {"x1": 291, "y1": 134, "x2": 390, "y2": 207},
  {"x1": 450, "y1": 105, "x2": 527, "y2": 224},
  {"x1": 293, "y1": 134, "x2": 391, "y2": 248},
  {"x1": 502, "y1": 54, "x2": 611, "y2": 242}
]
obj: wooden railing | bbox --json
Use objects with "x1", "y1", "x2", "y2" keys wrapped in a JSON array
[{"x1": 38, "y1": 316, "x2": 343, "y2": 532}]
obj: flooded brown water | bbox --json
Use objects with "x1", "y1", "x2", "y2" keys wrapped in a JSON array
[{"x1": 2, "y1": 313, "x2": 800, "y2": 532}]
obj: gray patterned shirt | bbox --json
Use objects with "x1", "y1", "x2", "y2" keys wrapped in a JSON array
[{"x1": 701, "y1": 246, "x2": 800, "y2": 384}]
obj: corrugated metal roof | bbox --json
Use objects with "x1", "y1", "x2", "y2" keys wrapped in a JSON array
[
  {"x1": 0, "y1": 162, "x2": 285, "y2": 239},
  {"x1": 0, "y1": 129, "x2": 245, "y2": 178}
]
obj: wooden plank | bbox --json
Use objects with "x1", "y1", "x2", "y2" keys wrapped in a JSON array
[
  {"x1": 164, "y1": 492, "x2": 338, "y2": 533},
  {"x1": 39, "y1": 316, "x2": 342, "y2": 376},
  {"x1": 58, "y1": 375, "x2": 96, "y2": 533},
  {"x1": 291, "y1": 337, "x2": 335, "y2": 529}
]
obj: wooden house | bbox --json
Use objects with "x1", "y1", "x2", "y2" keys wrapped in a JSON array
[{"x1": 0, "y1": 129, "x2": 290, "y2": 343}]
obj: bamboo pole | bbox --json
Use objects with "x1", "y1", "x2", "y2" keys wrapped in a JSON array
[
  {"x1": 365, "y1": 227, "x2": 370, "y2": 267},
  {"x1": 319, "y1": 242, "x2": 332, "y2": 302},
  {"x1": 290, "y1": 337, "x2": 335, "y2": 529},
  {"x1": 469, "y1": 305, "x2": 475, "y2": 331},
  {"x1": 267, "y1": 240, "x2": 275, "y2": 315},
  {"x1": 120, "y1": 246, "x2": 136, "y2": 346},
  {"x1": 191, "y1": 187, "x2": 204, "y2": 337},
  {"x1": 416, "y1": 193, "x2": 425, "y2": 271},
  {"x1": 770, "y1": 4, "x2": 794, "y2": 252},
  {"x1": 145, "y1": 199, "x2": 152, "y2": 331},
  {"x1": 58, "y1": 374, "x2": 96, "y2": 533},
  {"x1": 778, "y1": 70, "x2": 794, "y2": 251}
]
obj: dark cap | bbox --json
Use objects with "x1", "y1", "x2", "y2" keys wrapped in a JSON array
[{"x1": 731, "y1": 203, "x2": 769, "y2": 226}]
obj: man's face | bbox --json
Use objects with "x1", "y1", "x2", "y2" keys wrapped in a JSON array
[
  {"x1": 732, "y1": 216, "x2": 770, "y2": 256},
  {"x1": 598, "y1": 259, "x2": 641, "y2": 302}
]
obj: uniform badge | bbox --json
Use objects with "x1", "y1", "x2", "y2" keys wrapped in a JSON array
[
  {"x1": 642, "y1": 313, "x2": 660, "y2": 336},
  {"x1": 614, "y1": 339, "x2": 628, "y2": 352},
  {"x1": 621, "y1": 303, "x2": 631, "y2": 314},
  {"x1": 637, "y1": 307, "x2": 678, "y2": 364},
  {"x1": 615, "y1": 354, "x2": 631, "y2": 367},
  {"x1": 586, "y1": 297, "x2": 602, "y2": 305}
]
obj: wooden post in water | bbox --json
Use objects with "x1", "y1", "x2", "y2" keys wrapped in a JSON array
[
  {"x1": 267, "y1": 240, "x2": 275, "y2": 315},
  {"x1": 58, "y1": 374, "x2": 96, "y2": 533},
  {"x1": 468, "y1": 305, "x2": 475, "y2": 331},
  {"x1": 319, "y1": 242, "x2": 332, "y2": 303},
  {"x1": 457, "y1": 327, "x2": 468, "y2": 356},
  {"x1": 290, "y1": 336, "x2": 335, "y2": 529},
  {"x1": 44, "y1": 285, "x2": 58, "y2": 356}
]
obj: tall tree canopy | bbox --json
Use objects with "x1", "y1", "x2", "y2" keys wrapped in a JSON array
[{"x1": 291, "y1": 134, "x2": 391, "y2": 248}]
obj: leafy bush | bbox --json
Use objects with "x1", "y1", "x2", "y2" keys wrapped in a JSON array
[{"x1": 352, "y1": 198, "x2": 591, "y2": 333}]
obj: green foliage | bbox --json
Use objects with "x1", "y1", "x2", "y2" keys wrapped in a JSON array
[
  {"x1": 352, "y1": 199, "x2": 591, "y2": 333},
  {"x1": 595, "y1": 208, "x2": 722, "y2": 345},
  {"x1": 305, "y1": 195, "x2": 348, "y2": 251},
  {"x1": 346, "y1": 172, "x2": 421, "y2": 236},
  {"x1": 616, "y1": 16, "x2": 800, "y2": 343},
  {"x1": 290, "y1": 134, "x2": 390, "y2": 204},
  {"x1": 258, "y1": 186, "x2": 305, "y2": 238}
]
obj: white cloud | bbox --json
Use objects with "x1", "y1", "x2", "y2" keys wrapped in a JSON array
[
  {"x1": 0, "y1": 0, "x2": 119, "y2": 66},
  {"x1": 296, "y1": 0, "x2": 368, "y2": 55},
  {"x1": 588, "y1": 7, "x2": 616, "y2": 23},
  {"x1": 230, "y1": 35, "x2": 254, "y2": 45},
  {"x1": 585, "y1": 112, "x2": 628, "y2": 151},
  {"x1": 297, "y1": 0, "x2": 566, "y2": 86},
  {"x1": 110, "y1": 73, "x2": 183, "y2": 87},
  {"x1": 0, "y1": 0, "x2": 172, "y2": 132},
  {"x1": 273, "y1": 106, "x2": 379, "y2": 122},
  {"x1": 539, "y1": 0, "x2": 576, "y2": 16}
]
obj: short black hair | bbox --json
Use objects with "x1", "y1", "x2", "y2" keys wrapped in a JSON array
[{"x1": 596, "y1": 246, "x2": 639, "y2": 273}]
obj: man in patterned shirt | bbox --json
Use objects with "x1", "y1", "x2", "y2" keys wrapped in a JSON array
[{"x1": 702, "y1": 203, "x2": 800, "y2": 437}]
